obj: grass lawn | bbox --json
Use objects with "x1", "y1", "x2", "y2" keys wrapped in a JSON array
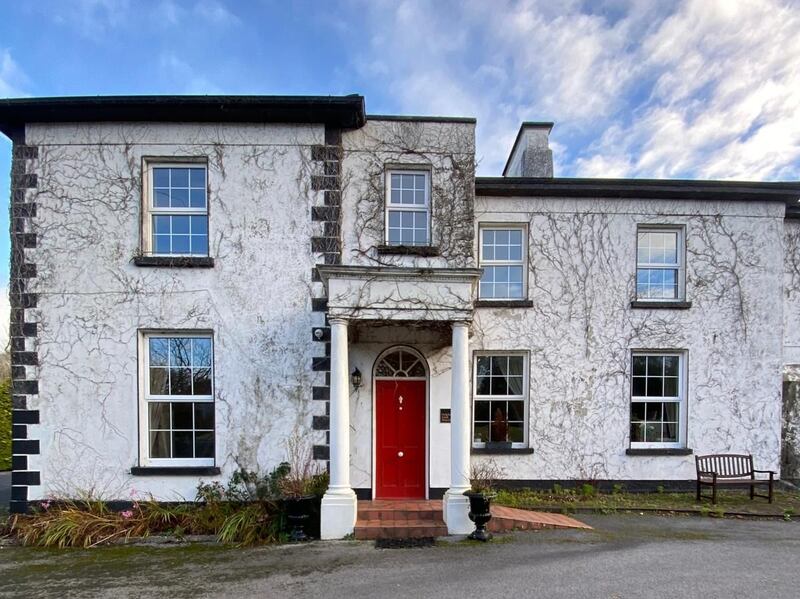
[
  {"x1": 0, "y1": 377, "x2": 10, "y2": 471},
  {"x1": 495, "y1": 485, "x2": 800, "y2": 518}
]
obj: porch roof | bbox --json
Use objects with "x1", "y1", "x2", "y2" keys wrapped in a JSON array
[{"x1": 317, "y1": 265, "x2": 482, "y2": 322}]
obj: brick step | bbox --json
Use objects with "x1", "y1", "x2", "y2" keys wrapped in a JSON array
[
  {"x1": 354, "y1": 518, "x2": 448, "y2": 540},
  {"x1": 357, "y1": 508, "x2": 444, "y2": 521}
]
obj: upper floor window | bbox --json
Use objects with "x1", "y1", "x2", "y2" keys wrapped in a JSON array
[
  {"x1": 140, "y1": 333, "x2": 215, "y2": 466},
  {"x1": 636, "y1": 227, "x2": 685, "y2": 301},
  {"x1": 479, "y1": 225, "x2": 526, "y2": 299},
  {"x1": 145, "y1": 163, "x2": 209, "y2": 256},
  {"x1": 473, "y1": 353, "x2": 528, "y2": 448},
  {"x1": 630, "y1": 351, "x2": 686, "y2": 448},
  {"x1": 386, "y1": 170, "x2": 430, "y2": 246}
]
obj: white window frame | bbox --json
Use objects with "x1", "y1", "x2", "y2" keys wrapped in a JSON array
[
  {"x1": 142, "y1": 160, "x2": 209, "y2": 257},
  {"x1": 384, "y1": 169, "x2": 431, "y2": 246},
  {"x1": 629, "y1": 350, "x2": 687, "y2": 449},
  {"x1": 478, "y1": 224, "x2": 528, "y2": 300},
  {"x1": 138, "y1": 331, "x2": 215, "y2": 467},
  {"x1": 472, "y1": 351, "x2": 529, "y2": 449},
  {"x1": 635, "y1": 225, "x2": 686, "y2": 302}
]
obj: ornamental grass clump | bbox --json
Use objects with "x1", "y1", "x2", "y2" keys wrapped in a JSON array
[
  {"x1": 4, "y1": 463, "x2": 296, "y2": 549},
  {"x1": 7, "y1": 497, "x2": 193, "y2": 548},
  {"x1": 198, "y1": 464, "x2": 290, "y2": 546}
]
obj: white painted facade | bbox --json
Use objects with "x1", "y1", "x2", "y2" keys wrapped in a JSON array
[{"x1": 5, "y1": 97, "x2": 800, "y2": 536}]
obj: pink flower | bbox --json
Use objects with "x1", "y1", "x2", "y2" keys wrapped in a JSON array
[
  {"x1": 40, "y1": 501, "x2": 51, "y2": 510},
  {"x1": 121, "y1": 510, "x2": 134, "y2": 519}
]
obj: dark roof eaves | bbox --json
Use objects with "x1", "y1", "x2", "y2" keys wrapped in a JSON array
[
  {"x1": 0, "y1": 94, "x2": 367, "y2": 136},
  {"x1": 476, "y1": 176, "x2": 800, "y2": 206},
  {"x1": 367, "y1": 114, "x2": 476, "y2": 124}
]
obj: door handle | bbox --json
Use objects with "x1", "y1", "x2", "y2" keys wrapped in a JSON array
[{"x1": 398, "y1": 451, "x2": 404, "y2": 457}]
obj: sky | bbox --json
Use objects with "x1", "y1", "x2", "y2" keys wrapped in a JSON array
[{"x1": 1, "y1": 0, "x2": 800, "y2": 346}]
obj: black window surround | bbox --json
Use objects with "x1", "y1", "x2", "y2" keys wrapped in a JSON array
[
  {"x1": 130, "y1": 466, "x2": 221, "y2": 476},
  {"x1": 472, "y1": 447, "x2": 534, "y2": 455},
  {"x1": 133, "y1": 256, "x2": 215, "y2": 268},
  {"x1": 376, "y1": 245, "x2": 440, "y2": 257},
  {"x1": 474, "y1": 300, "x2": 534, "y2": 308},
  {"x1": 630, "y1": 300, "x2": 692, "y2": 310},
  {"x1": 626, "y1": 448, "x2": 693, "y2": 456}
]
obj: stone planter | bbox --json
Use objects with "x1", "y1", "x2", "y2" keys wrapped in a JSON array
[
  {"x1": 464, "y1": 491, "x2": 496, "y2": 541},
  {"x1": 285, "y1": 495, "x2": 314, "y2": 542}
]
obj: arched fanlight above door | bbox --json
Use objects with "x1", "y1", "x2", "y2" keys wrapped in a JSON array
[{"x1": 374, "y1": 348, "x2": 426, "y2": 378}]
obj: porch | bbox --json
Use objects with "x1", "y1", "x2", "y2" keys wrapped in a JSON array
[{"x1": 316, "y1": 264, "x2": 482, "y2": 539}]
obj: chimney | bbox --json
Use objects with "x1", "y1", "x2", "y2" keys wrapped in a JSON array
[{"x1": 502, "y1": 122, "x2": 554, "y2": 177}]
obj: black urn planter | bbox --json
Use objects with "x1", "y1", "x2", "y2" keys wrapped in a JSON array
[
  {"x1": 464, "y1": 491, "x2": 496, "y2": 542},
  {"x1": 285, "y1": 495, "x2": 314, "y2": 542}
]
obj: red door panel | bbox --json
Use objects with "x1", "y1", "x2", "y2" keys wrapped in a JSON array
[{"x1": 376, "y1": 380, "x2": 426, "y2": 499}]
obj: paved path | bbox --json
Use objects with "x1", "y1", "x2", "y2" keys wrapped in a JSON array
[
  {"x1": 1, "y1": 514, "x2": 798, "y2": 598},
  {"x1": 0, "y1": 471, "x2": 10, "y2": 511},
  {"x1": 491, "y1": 504, "x2": 591, "y2": 530}
]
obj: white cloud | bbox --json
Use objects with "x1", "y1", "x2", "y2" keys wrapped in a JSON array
[
  {"x1": 159, "y1": 52, "x2": 224, "y2": 94},
  {"x1": 45, "y1": 0, "x2": 132, "y2": 38},
  {"x1": 193, "y1": 0, "x2": 240, "y2": 26},
  {"x1": 0, "y1": 49, "x2": 29, "y2": 97},
  {"x1": 350, "y1": 0, "x2": 800, "y2": 180},
  {"x1": 45, "y1": 0, "x2": 239, "y2": 36}
]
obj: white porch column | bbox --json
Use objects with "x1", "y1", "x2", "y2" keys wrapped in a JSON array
[
  {"x1": 443, "y1": 320, "x2": 473, "y2": 534},
  {"x1": 320, "y1": 317, "x2": 357, "y2": 539}
]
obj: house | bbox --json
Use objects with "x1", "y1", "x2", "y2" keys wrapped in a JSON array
[{"x1": 2, "y1": 95, "x2": 799, "y2": 538}]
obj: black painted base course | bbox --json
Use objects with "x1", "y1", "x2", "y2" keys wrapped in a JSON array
[{"x1": 354, "y1": 481, "x2": 697, "y2": 499}]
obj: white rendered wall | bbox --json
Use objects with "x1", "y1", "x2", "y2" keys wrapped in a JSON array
[
  {"x1": 471, "y1": 196, "x2": 786, "y2": 480},
  {"x1": 784, "y1": 220, "x2": 800, "y2": 365},
  {"x1": 25, "y1": 122, "x2": 327, "y2": 500}
]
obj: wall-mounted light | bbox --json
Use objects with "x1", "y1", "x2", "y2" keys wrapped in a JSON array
[
  {"x1": 351, "y1": 367, "x2": 362, "y2": 389},
  {"x1": 313, "y1": 328, "x2": 324, "y2": 340}
]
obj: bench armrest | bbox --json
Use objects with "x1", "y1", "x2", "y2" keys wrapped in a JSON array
[
  {"x1": 753, "y1": 469, "x2": 776, "y2": 474},
  {"x1": 697, "y1": 470, "x2": 716, "y2": 478}
]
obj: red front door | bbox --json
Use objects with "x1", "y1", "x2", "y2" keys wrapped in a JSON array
[{"x1": 376, "y1": 379, "x2": 426, "y2": 499}]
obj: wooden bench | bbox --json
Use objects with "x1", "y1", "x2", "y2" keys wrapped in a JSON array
[{"x1": 695, "y1": 454, "x2": 775, "y2": 504}]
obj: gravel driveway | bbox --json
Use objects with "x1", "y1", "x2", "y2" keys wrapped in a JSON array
[{"x1": 1, "y1": 514, "x2": 798, "y2": 598}]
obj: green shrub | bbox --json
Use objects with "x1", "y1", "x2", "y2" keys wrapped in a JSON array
[
  {"x1": 6, "y1": 463, "x2": 304, "y2": 548},
  {"x1": 580, "y1": 483, "x2": 596, "y2": 498},
  {"x1": 0, "y1": 378, "x2": 10, "y2": 471}
]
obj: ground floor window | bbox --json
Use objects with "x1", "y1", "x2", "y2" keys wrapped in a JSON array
[
  {"x1": 630, "y1": 351, "x2": 686, "y2": 448},
  {"x1": 472, "y1": 352, "x2": 528, "y2": 448},
  {"x1": 140, "y1": 333, "x2": 214, "y2": 466}
]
